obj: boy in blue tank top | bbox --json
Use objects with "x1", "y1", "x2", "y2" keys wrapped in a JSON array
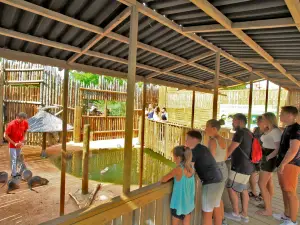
[{"x1": 161, "y1": 145, "x2": 195, "y2": 225}]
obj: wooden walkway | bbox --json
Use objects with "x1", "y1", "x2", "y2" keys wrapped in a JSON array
[{"x1": 225, "y1": 174, "x2": 300, "y2": 225}]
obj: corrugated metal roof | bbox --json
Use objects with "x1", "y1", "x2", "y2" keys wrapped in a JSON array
[{"x1": 0, "y1": 0, "x2": 298, "y2": 91}]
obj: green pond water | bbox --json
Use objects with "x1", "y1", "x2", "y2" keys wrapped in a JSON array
[{"x1": 50, "y1": 148, "x2": 175, "y2": 185}]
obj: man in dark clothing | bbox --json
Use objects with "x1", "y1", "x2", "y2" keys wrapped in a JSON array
[
  {"x1": 225, "y1": 113, "x2": 254, "y2": 223},
  {"x1": 273, "y1": 106, "x2": 300, "y2": 225},
  {"x1": 185, "y1": 130, "x2": 223, "y2": 225}
]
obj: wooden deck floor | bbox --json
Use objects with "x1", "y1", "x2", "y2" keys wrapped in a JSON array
[{"x1": 224, "y1": 174, "x2": 300, "y2": 225}]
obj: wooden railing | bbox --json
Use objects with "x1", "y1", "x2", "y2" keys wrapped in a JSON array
[
  {"x1": 144, "y1": 119, "x2": 232, "y2": 160},
  {"x1": 42, "y1": 178, "x2": 202, "y2": 225}
]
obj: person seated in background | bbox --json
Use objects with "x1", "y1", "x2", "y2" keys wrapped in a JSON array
[
  {"x1": 185, "y1": 130, "x2": 223, "y2": 225},
  {"x1": 161, "y1": 145, "x2": 195, "y2": 225},
  {"x1": 249, "y1": 116, "x2": 264, "y2": 201},
  {"x1": 161, "y1": 107, "x2": 168, "y2": 121},
  {"x1": 153, "y1": 106, "x2": 161, "y2": 121}
]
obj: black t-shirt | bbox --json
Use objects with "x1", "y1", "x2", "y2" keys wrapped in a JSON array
[
  {"x1": 192, "y1": 144, "x2": 223, "y2": 185},
  {"x1": 277, "y1": 123, "x2": 300, "y2": 167},
  {"x1": 231, "y1": 128, "x2": 255, "y2": 175}
]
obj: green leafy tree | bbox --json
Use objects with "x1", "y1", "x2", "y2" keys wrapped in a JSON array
[{"x1": 70, "y1": 71, "x2": 99, "y2": 85}]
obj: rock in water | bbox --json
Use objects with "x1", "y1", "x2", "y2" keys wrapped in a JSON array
[
  {"x1": 0, "y1": 172, "x2": 8, "y2": 188},
  {"x1": 7, "y1": 177, "x2": 21, "y2": 194},
  {"x1": 28, "y1": 176, "x2": 49, "y2": 191},
  {"x1": 22, "y1": 169, "x2": 33, "y2": 181}
]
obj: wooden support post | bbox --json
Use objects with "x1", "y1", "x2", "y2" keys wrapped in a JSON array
[
  {"x1": 0, "y1": 63, "x2": 4, "y2": 145},
  {"x1": 265, "y1": 80, "x2": 269, "y2": 113},
  {"x1": 82, "y1": 124, "x2": 90, "y2": 195},
  {"x1": 104, "y1": 100, "x2": 108, "y2": 131},
  {"x1": 139, "y1": 82, "x2": 147, "y2": 188},
  {"x1": 123, "y1": 5, "x2": 138, "y2": 195},
  {"x1": 60, "y1": 69, "x2": 69, "y2": 216},
  {"x1": 247, "y1": 78, "x2": 253, "y2": 129},
  {"x1": 41, "y1": 132, "x2": 47, "y2": 157},
  {"x1": 213, "y1": 51, "x2": 220, "y2": 119},
  {"x1": 73, "y1": 106, "x2": 82, "y2": 143},
  {"x1": 277, "y1": 86, "x2": 281, "y2": 120},
  {"x1": 191, "y1": 91, "x2": 196, "y2": 129}
]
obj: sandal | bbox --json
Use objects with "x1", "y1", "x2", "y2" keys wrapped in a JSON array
[{"x1": 248, "y1": 192, "x2": 256, "y2": 198}]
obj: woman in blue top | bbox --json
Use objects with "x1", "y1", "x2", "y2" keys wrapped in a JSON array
[{"x1": 161, "y1": 145, "x2": 195, "y2": 225}]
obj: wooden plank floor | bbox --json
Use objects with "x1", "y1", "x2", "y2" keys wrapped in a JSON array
[{"x1": 224, "y1": 174, "x2": 300, "y2": 225}]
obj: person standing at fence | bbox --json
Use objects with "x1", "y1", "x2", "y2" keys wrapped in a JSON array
[
  {"x1": 146, "y1": 104, "x2": 154, "y2": 119},
  {"x1": 153, "y1": 106, "x2": 161, "y2": 121},
  {"x1": 161, "y1": 107, "x2": 168, "y2": 121},
  {"x1": 225, "y1": 113, "x2": 254, "y2": 223},
  {"x1": 4, "y1": 112, "x2": 28, "y2": 178},
  {"x1": 205, "y1": 119, "x2": 229, "y2": 225},
  {"x1": 273, "y1": 106, "x2": 300, "y2": 225},
  {"x1": 185, "y1": 130, "x2": 223, "y2": 225},
  {"x1": 249, "y1": 116, "x2": 264, "y2": 201},
  {"x1": 257, "y1": 112, "x2": 282, "y2": 216},
  {"x1": 161, "y1": 145, "x2": 195, "y2": 225}
]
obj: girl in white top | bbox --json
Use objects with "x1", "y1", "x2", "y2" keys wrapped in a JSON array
[
  {"x1": 257, "y1": 112, "x2": 282, "y2": 216},
  {"x1": 153, "y1": 106, "x2": 161, "y2": 121}
]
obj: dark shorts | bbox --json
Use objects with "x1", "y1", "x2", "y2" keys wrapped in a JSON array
[
  {"x1": 254, "y1": 162, "x2": 261, "y2": 172},
  {"x1": 171, "y1": 209, "x2": 190, "y2": 220},
  {"x1": 261, "y1": 148, "x2": 277, "y2": 172}
]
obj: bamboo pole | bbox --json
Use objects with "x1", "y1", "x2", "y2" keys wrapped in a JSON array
[
  {"x1": 247, "y1": 78, "x2": 253, "y2": 129},
  {"x1": 213, "y1": 51, "x2": 220, "y2": 119},
  {"x1": 139, "y1": 82, "x2": 147, "y2": 188},
  {"x1": 60, "y1": 69, "x2": 69, "y2": 216},
  {"x1": 277, "y1": 86, "x2": 281, "y2": 120},
  {"x1": 265, "y1": 80, "x2": 269, "y2": 113},
  {"x1": 41, "y1": 132, "x2": 47, "y2": 157},
  {"x1": 0, "y1": 63, "x2": 4, "y2": 144},
  {"x1": 123, "y1": 5, "x2": 138, "y2": 195},
  {"x1": 191, "y1": 90, "x2": 196, "y2": 129},
  {"x1": 82, "y1": 124, "x2": 90, "y2": 195},
  {"x1": 73, "y1": 106, "x2": 82, "y2": 143}
]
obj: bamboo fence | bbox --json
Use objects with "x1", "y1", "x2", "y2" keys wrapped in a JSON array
[{"x1": 1, "y1": 60, "x2": 159, "y2": 145}]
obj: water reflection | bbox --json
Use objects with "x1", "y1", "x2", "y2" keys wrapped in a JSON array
[{"x1": 50, "y1": 148, "x2": 175, "y2": 185}]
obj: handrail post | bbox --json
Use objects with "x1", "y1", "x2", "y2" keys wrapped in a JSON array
[
  {"x1": 82, "y1": 124, "x2": 90, "y2": 194},
  {"x1": 213, "y1": 51, "x2": 220, "y2": 119},
  {"x1": 123, "y1": 5, "x2": 138, "y2": 195},
  {"x1": 74, "y1": 106, "x2": 82, "y2": 143},
  {"x1": 265, "y1": 80, "x2": 269, "y2": 113},
  {"x1": 139, "y1": 82, "x2": 147, "y2": 188},
  {"x1": 191, "y1": 90, "x2": 196, "y2": 129},
  {"x1": 276, "y1": 86, "x2": 281, "y2": 123},
  {"x1": 60, "y1": 69, "x2": 69, "y2": 216},
  {"x1": 247, "y1": 77, "x2": 253, "y2": 129}
]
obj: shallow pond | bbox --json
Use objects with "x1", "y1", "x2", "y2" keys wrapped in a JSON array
[{"x1": 50, "y1": 148, "x2": 175, "y2": 185}]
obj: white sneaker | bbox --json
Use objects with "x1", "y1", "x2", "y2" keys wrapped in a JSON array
[
  {"x1": 280, "y1": 220, "x2": 298, "y2": 225},
  {"x1": 224, "y1": 212, "x2": 241, "y2": 222},
  {"x1": 241, "y1": 215, "x2": 250, "y2": 223},
  {"x1": 273, "y1": 213, "x2": 290, "y2": 221}
]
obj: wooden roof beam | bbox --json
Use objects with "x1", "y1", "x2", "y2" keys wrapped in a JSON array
[
  {"x1": 190, "y1": 0, "x2": 300, "y2": 88},
  {"x1": 254, "y1": 69, "x2": 300, "y2": 76},
  {"x1": 285, "y1": 0, "x2": 300, "y2": 31},
  {"x1": 135, "y1": 2, "x2": 278, "y2": 85},
  {"x1": 183, "y1": 18, "x2": 296, "y2": 33},
  {"x1": 67, "y1": 7, "x2": 131, "y2": 63},
  {"x1": 241, "y1": 57, "x2": 300, "y2": 65},
  {"x1": 206, "y1": 70, "x2": 249, "y2": 84},
  {"x1": 0, "y1": 48, "x2": 215, "y2": 94},
  {"x1": 0, "y1": 0, "x2": 245, "y2": 86}
]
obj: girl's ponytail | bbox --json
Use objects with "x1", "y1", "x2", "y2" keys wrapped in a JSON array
[{"x1": 183, "y1": 147, "x2": 193, "y2": 174}]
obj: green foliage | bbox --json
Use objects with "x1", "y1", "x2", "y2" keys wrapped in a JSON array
[
  {"x1": 70, "y1": 71, "x2": 99, "y2": 85},
  {"x1": 223, "y1": 84, "x2": 247, "y2": 90}
]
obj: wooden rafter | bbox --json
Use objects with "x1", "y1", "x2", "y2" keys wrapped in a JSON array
[
  {"x1": 0, "y1": 0, "x2": 243, "y2": 86},
  {"x1": 190, "y1": 0, "x2": 300, "y2": 88},
  {"x1": 285, "y1": 0, "x2": 300, "y2": 32},
  {"x1": 0, "y1": 0, "x2": 289, "y2": 89},
  {"x1": 0, "y1": 48, "x2": 216, "y2": 94},
  {"x1": 240, "y1": 57, "x2": 300, "y2": 65},
  {"x1": 134, "y1": 2, "x2": 289, "y2": 88},
  {"x1": 182, "y1": 17, "x2": 296, "y2": 33},
  {"x1": 67, "y1": 7, "x2": 131, "y2": 63},
  {"x1": 254, "y1": 69, "x2": 300, "y2": 76},
  {"x1": 206, "y1": 70, "x2": 249, "y2": 84}
]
